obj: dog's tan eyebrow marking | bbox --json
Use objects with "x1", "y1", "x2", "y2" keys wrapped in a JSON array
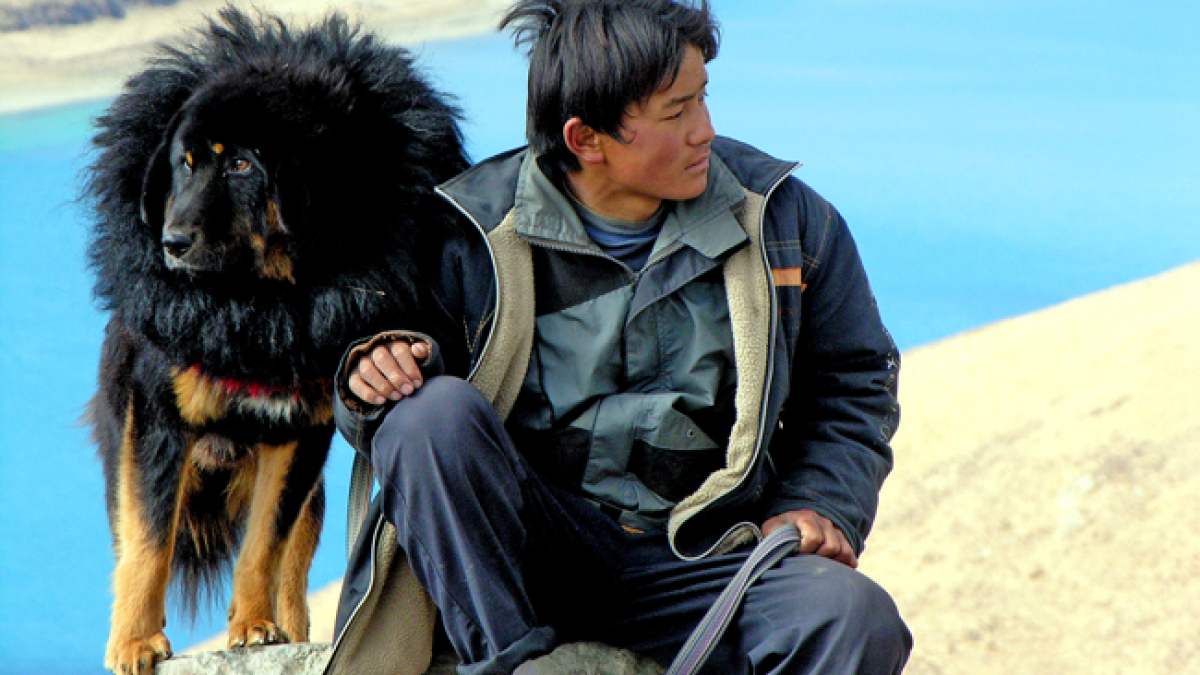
[{"x1": 212, "y1": 142, "x2": 225, "y2": 155}]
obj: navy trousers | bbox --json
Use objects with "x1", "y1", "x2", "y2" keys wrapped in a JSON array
[{"x1": 370, "y1": 376, "x2": 912, "y2": 674}]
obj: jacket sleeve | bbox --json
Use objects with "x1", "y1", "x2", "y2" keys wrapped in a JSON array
[
  {"x1": 763, "y1": 179, "x2": 901, "y2": 555},
  {"x1": 332, "y1": 330, "x2": 445, "y2": 456}
]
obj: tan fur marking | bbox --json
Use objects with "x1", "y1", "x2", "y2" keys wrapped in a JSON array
[
  {"x1": 308, "y1": 393, "x2": 334, "y2": 427},
  {"x1": 277, "y1": 486, "x2": 321, "y2": 642},
  {"x1": 267, "y1": 200, "x2": 288, "y2": 235},
  {"x1": 173, "y1": 367, "x2": 228, "y2": 426},
  {"x1": 106, "y1": 401, "x2": 179, "y2": 672},
  {"x1": 261, "y1": 247, "x2": 295, "y2": 283},
  {"x1": 212, "y1": 142, "x2": 225, "y2": 155},
  {"x1": 258, "y1": 201, "x2": 295, "y2": 283},
  {"x1": 223, "y1": 454, "x2": 259, "y2": 522},
  {"x1": 227, "y1": 441, "x2": 298, "y2": 647}
]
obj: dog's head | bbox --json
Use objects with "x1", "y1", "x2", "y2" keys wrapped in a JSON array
[{"x1": 139, "y1": 74, "x2": 321, "y2": 283}]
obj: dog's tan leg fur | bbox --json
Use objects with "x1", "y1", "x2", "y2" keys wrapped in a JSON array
[
  {"x1": 106, "y1": 403, "x2": 178, "y2": 675},
  {"x1": 225, "y1": 440, "x2": 298, "y2": 648},
  {"x1": 276, "y1": 487, "x2": 321, "y2": 642}
]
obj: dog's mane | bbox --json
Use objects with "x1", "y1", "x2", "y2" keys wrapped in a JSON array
[{"x1": 83, "y1": 6, "x2": 470, "y2": 384}]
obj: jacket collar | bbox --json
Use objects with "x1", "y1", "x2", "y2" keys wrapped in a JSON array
[
  {"x1": 508, "y1": 150, "x2": 750, "y2": 262},
  {"x1": 436, "y1": 137, "x2": 798, "y2": 239}
]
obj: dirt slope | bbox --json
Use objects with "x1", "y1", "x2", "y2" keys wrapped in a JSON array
[{"x1": 858, "y1": 260, "x2": 1200, "y2": 674}]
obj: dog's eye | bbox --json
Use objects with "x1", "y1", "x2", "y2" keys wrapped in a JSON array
[
  {"x1": 183, "y1": 152, "x2": 194, "y2": 172},
  {"x1": 231, "y1": 158, "x2": 252, "y2": 174}
]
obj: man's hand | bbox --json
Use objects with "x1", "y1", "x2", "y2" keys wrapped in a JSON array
[
  {"x1": 347, "y1": 340, "x2": 428, "y2": 405},
  {"x1": 762, "y1": 509, "x2": 859, "y2": 568}
]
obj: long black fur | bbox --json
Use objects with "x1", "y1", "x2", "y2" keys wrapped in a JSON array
[{"x1": 84, "y1": 6, "x2": 468, "y2": 619}]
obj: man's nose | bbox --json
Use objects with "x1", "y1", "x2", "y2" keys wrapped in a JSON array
[{"x1": 691, "y1": 106, "x2": 715, "y2": 145}]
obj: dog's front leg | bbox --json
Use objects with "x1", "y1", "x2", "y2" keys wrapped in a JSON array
[
  {"x1": 226, "y1": 439, "x2": 305, "y2": 647},
  {"x1": 275, "y1": 423, "x2": 332, "y2": 642},
  {"x1": 105, "y1": 400, "x2": 186, "y2": 674}
]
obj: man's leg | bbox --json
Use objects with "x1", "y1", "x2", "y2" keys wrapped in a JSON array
[
  {"x1": 369, "y1": 375, "x2": 627, "y2": 675},
  {"x1": 605, "y1": 540, "x2": 912, "y2": 675}
]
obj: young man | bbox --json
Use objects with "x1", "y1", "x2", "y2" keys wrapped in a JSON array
[{"x1": 327, "y1": 1, "x2": 911, "y2": 673}]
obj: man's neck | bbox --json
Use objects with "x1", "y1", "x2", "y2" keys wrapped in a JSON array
[{"x1": 565, "y1": 168, "x2": 663, "y2": 222}]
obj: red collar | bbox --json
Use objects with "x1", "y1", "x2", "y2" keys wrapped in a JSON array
[{"x1": 185, "y1": 364, "x2": 332, "y2": 400}]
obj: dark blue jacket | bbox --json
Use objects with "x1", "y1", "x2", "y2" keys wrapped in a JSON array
[{"x1": 326, "y1": 137, "x2": 900, "y2": 671}]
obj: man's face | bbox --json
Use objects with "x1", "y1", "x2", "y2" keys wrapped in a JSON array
[{"x1": 596, "y1": 45, "x2": 715, "y2": 219}]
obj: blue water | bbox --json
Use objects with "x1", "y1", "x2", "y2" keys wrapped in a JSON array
[{"x1": 1, "y1": 1, "x2": 1197, "y2": 672}]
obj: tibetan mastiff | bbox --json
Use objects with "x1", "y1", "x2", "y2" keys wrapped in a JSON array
[{"x1": 83, "y1": 8, "x2": 467, "y2": 673}]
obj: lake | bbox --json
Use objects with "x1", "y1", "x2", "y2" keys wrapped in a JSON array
[{"x1": 1, "y1": 1, "x2": 1197, "y2": 672}]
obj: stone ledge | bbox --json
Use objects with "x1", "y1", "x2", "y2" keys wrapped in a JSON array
[
  {"x1": 157, "y1": 642, "x2": 663, "y2": 674},
  {"x1": 157, "y1": 643, "x2": 332, "y2": 675}
]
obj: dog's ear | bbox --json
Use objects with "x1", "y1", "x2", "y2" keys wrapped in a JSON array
[{"x1": 140, "y1": 111, "x2": 185, "y2": 229}]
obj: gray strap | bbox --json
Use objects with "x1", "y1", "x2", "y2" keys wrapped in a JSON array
[
  {"x1": 665, "y1": 524, "x2": 801, "y2": 675},
  {"x1": 346, "y1": 452, "x2": 375, "y2": 560}
]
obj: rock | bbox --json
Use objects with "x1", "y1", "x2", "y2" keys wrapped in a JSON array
[
  {"x1": 159, "y1": 642, "x2": 661, "y2": 675},
  {"x1": 157, "y1": 643, "x2": 332, "y2": 675},
  {"x1": 515, "y1": 643, "x2": 665, "y2": 675}
]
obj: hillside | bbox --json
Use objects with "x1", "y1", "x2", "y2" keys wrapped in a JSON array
[
  {"x1": 0, "y1": 0, "x2": 509, "y2": 113},
  {"x1": 860, "y1": 260, "x2": 1200, "y2": 674}
]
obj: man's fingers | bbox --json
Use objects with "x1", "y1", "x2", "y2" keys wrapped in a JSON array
[
  {"x1": 344, "y1": 339, "x2": 431, "y2": 406},
  {"x1": 352, "y1": 355, "x2": 396, "y2": 401},
  {"x1": 348, "y1": 371, "x2": 387, "y2": 405},
  {"x1": 367, "y1": 345, "x2": 412, "y2": 397},
  {"x1": 815, "y1": 529, "x2": 859, "y2": 569},
  {"x1": 796, "y1": 520, "x2": 826, "y2": 555},
  {"x1": 764, "y1": 510, "x2": 859, "y2": 568},
  {"x1": 387, "y1": 342, "x2": 425, "y2": 391}
]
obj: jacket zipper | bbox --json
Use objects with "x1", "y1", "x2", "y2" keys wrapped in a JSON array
[
  {"x1": 322, "y1": 513, "x2": 385, "y2": 673},
  {"x1": 434, "y1": 185, "x2": 502, "y2": 383},
  {"x1": 672, "y1": 162, "x2": 801, "y2": 561}
]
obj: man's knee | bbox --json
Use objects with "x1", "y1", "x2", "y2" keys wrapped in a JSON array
[
  {"x1": 829, "y1": 568, "x2": 911, "y2": 665},
  {"x1": 749, "y1": 557, "x2": 911, "y2": 673},
  {"x1": 369, "y1": 375, "x2": 498, "y2": 480}
]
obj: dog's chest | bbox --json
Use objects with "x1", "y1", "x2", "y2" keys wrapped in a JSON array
[{"x1": 171, "y1": 365, "x2": 334, "y2": 442}]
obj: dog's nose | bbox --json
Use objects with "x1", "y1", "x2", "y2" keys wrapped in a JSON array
[{"x1": 162, "y1": 232, "x2": 194, "y2": 258}]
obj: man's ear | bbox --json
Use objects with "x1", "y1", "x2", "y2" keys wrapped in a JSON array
[{"x1": 563, "y1": 117, "x2": 605, "y2": 166}]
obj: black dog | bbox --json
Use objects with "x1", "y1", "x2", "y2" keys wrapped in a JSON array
[{"x1": 83, "y1": 8, "x2": 467, "y2": 673}]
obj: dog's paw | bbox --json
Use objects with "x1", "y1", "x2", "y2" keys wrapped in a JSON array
[
  {"x1": 105, "y1": 632, "x2": 172, "y2": 674},
  {"x1": 227, "y1": 619, "x2": 290, "y2": 648}
]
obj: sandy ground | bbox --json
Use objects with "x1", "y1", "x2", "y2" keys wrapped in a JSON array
[
  {"x1": 0, "y1": 0, "x2": 510, "y2": 114},
  {"x1": 857, "y1": 260, "x2": 1200, "y2": 674},
  {"x1": 195, "y1": 260, "x2": 1200, "y2": 672}
]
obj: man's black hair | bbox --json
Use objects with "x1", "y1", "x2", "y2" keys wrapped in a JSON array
[{"x1": 501, "y1": 0, "x2": 719, "y2": 175}]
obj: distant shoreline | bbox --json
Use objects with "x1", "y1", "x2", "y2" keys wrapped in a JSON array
[{"x1": 0, "y1": 0, "x2": 509, "y2": 115}]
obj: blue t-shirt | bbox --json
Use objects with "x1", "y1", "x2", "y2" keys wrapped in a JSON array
[{"x1": 568, "y1": 195, "x2": 668, "y2": 271}]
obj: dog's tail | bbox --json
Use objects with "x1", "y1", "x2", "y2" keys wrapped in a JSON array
[
  {"x1": 171, "y1": 488, "x2": 244, "y2": 623},
  {"x1": 169, "y1": 476, "x2": 328, "y2": 623}
]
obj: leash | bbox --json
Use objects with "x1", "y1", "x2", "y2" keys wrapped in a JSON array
[{"x1": 665, "y1": 523, "x2": 801, "y2": 675}]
